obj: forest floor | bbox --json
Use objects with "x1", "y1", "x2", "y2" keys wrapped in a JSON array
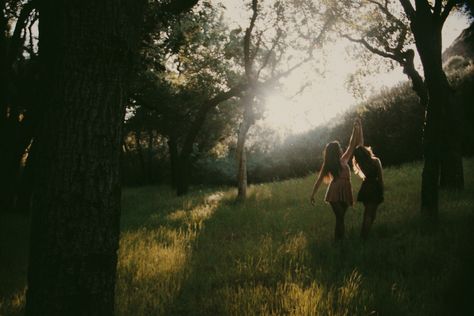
[{"x1": 1, "y1": 158, "x2": 474, "y2": 315}]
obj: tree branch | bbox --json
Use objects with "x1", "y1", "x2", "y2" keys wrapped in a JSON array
[
  {"x1": 433, "y1": 0, "x2": 442, "y2": 16},
  {"x1": 398, "y1": 0, "x2": 416, "y2": 20},
  {"x1": 440, "y1": 0, "x2": 458, "y2": 24},
  {"x1": 256, "y1": 30, "x2": 282, "y2": 78},
  {"x1": 181, "y1": 83, "x2": 247, "y2": 157},
  {"x1": 343, "y1": 34, "x2": 402, "y2": 62},
  {"x1": 8, "y1": 0, "x2": 36, "y2": 64},
  {"x1": 244, "y1": 0, "x2": 259, "y2": 78},
  {"x1": 161, "y1": 0, "x2": 199, "y2": 15}
]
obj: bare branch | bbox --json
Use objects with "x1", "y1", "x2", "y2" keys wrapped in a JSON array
[
  {"x1": 8, "y1": 0, "x2": 36, "y2": 64},
  {"x1": 394, "y1": 27, "x2": 408, "y2": 53},
  {"x1": 161, "y1": 0, "x2": 199, "y2": 15},
  {"x1": 244, "y1": 0, "x2": 259, "y2": 77},
  {"x1": 433, "y1": 0, "x2": 442, "y2": 15},
  {"x1": 398, "y1": 0, "x2": 416, "y2": 20},
  {"x1": 256, "y1": 30, "x2": 282, "y2": 78},
  {"x1": 368, "y1": 0, "x2": 407, "y2": 31},
  {"x1": 342, "y1": 34, "x2": 402, "y2": 62},
  {"x1": 440, "y1": 0, "x2": 458, "y2": 25},
  {"x1": 250, "y1": 30, "x2": 264, "y2": 61}
]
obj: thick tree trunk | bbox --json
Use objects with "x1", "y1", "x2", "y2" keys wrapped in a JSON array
[
  {"x1": 439, "y1": 97, "x2": 464, "y2": 189},
  {"x1": 401, "y1": 49, "x2": 462, "y2": 191},
  {"x1": 25, "y1": 1, "x2": 142, "y2": 315},
  {"x1": 401, "y1": 49, "x2": 428, "y2": 108},
  {"x1": 236, "y1": 97, "x2": 254, "y2": 201},
  {"x1": 411, "y1": 13, "x2": 464, "y2": 216},
  {"x1": 0, "y1": 1, "x2": 7, "y2": 122}
]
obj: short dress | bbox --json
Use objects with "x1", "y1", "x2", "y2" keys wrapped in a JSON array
[
  {"x1": 324, "y1": 160, "x2": 354, "y2": 206},
  {"x1": 357, "y1": 159, "x2": 384, "y2": 204}
]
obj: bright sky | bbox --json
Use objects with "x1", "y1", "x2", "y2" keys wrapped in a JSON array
[{"x1": 216, "y1": 1, "x2": 471, "y2": 136}]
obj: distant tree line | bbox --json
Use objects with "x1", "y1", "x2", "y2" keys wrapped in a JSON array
[{"x1": 122, "y1": 59, "x2": 474, "y2": 186}]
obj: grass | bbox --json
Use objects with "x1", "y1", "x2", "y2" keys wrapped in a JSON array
[{"x1": 1, "y1": 159, "x2": 474, "y2": 315}]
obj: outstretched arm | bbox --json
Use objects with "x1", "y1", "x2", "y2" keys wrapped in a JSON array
[
  {"x1": 310, "y1": 168, "x2": 325, "y2": 206},
  {"x1": 341, "y1": 121, "x2": 359, "y2": 162},
  {"x1": 356, "y1": 118, "x2": 364, "y2": 147}
]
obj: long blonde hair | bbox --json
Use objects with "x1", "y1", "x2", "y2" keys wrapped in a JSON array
[{"x1": 352, "y1": 145, "x2": 375, "y2": 180}]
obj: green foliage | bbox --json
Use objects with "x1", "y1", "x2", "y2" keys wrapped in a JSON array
[
  {"x1": 2, "y1": 159, "x2": 474, "y2": 315},
  {"x1": 444, "y1": 55, "x2": 472, "y2": 74}
]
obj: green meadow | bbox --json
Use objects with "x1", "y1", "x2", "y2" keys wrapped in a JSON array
[{"x1": 2, "y1": 158, "x2": 474, "y2": 315}]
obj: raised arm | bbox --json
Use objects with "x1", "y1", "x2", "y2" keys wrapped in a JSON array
[
  {"x1": 356, "y1": 117, "x2": 364, "y2": 147},
  {"x1": 310, "y1": 168, "x2": 325, "y2": 206},
  {"x1": 341, "y1": 121, "x2": 359, "y2": 162}
]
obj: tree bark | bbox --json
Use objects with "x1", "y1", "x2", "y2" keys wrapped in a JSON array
[
  {"x1": 0, "y1": 0, "x2": 7, "y2": 122},
  {"x1": 409, "y1": 9, "x2": 464, "y2": 217},
  {"x1": 236, "y1": 95, "x2": 254, "y2": 201},
  {"x1": 401, "y1": 49, "x2": 428, "y2": 108},
  {"x1": 25, "y1": 0, "x2": 143, "y2": 315}
]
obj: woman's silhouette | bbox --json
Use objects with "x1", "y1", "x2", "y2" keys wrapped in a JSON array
[
  {"x1": 310, "y1": 120, "x2": 360, "y2": 240},
  {"x1": 353, "y1": 119, "x2": 384, "y2": 239}
]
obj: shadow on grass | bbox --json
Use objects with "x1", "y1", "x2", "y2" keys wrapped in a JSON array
[
  {"x1": 1, "y1": 160, "x2": 473, "y2": 316},
  {"x1": 0, "y1": 211, "x2": 30, "y2": 316},
  {"x1": 167, "y1": 163, "x2": 474, "y2": 316}
]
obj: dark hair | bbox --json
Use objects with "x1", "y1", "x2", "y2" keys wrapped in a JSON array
[
  {"x1": 321, "y1": 141, "x2": 342, "y2": 181},
  {"x1": 353, "y1": 146, "x2": 376, "y2": 179}
]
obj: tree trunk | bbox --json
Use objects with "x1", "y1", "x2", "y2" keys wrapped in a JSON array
[
  {"x1": 176, "y1": 154, "x2": 190, "y2": 196},
  {"x1": 400, "y1": 49, "x2": 461, "y2": 190},
  {"x1": 236, "y1": 130, "x2": 249, "y2": 200},
  {"x1": 439, "y1": 97, "x2": 464, "y2": 189},
  {"x1": 167, "y1": 134, "x2": 179, "y2": 188},
  {"x1": 411, "y1": 13, "x2": 464, "y2": 216},
  {"x1": 0, "y1": 0, "x2": 7, "y2": 122},
  {"x1": 147, "y1": 129, "x2": 154, "y2": 184},
  {"x1": 25, "y1": 1, "x2": 142, "y2": 315},
  {"x1": 401, "y1": 49, "x2": 428, "y2": 108},
  {"x1": 236, "y1": 96, "x2": 254, "y2": 201}
]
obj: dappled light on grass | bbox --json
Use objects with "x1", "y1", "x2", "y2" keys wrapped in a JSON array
[
  {"x1": 1, "y1": 160, "x2": 473, "y2": 315},
  {"x1": 206, "y1": 269, "x2": 376, "y2": 316},
  {"x1": 115, "y1": 190, "x2": 224, "y2": 315},
  {"x1": 0, "y1": 287, "x2": 26, "y2": 316}
]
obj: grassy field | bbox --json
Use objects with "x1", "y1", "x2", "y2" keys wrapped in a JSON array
[{"x1": 1, "y1": 159, "x2": 474, "y2": 315}]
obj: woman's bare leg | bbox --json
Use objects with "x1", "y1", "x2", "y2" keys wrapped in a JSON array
[
  {"x1": 361, "y1": 202, "x2": 378, "y2": 239},
  {"x1": 330, "y1": 202, "x2": 347, "y2": 241}
]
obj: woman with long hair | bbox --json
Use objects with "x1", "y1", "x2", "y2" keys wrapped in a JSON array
[
  {"x1": 353, "y1": 119, "x2": 384, "y2": 239},
  {"x1": 310, "y1": 120, "x2": 360, "y2": 241}
]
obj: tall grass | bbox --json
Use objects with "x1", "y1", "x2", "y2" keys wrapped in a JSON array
[{"x1": 1, "y1": 159, "x2": 474, "y2": 315}]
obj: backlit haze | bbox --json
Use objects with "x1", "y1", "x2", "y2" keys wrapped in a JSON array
[{"x1": 217, "y1": 1, "x2": 470, "y2": 136}]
